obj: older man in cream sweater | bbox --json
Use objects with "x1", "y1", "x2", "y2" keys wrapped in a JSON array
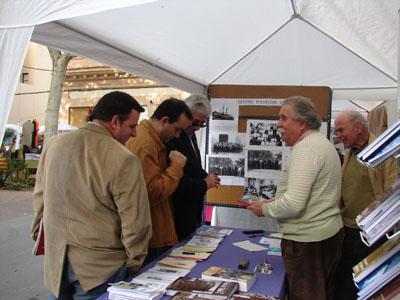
[{"x1": 249, "y1": 96, "x2": 343, "y2": 300}]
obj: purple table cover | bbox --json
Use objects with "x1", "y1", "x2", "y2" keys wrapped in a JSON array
[{"x1": 97, "y1": 225, "x2": 285, "y2": 299}]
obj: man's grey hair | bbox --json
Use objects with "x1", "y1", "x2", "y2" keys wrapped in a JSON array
[
  {"x1": 343, "y1": 111, "x2": 369, "y2": 132},
  {"x1": 184, "y1": 94, "x2": 211, "y2": 117},
  {"x1": 283, "y1": 96, "x2": 321, "y2": 130}
]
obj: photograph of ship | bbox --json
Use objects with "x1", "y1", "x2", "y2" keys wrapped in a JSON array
[{"x1": 212, "y1": 105, "x2": 234, "y2": 120}]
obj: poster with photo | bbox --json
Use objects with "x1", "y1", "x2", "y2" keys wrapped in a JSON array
[
  {"x1": 244, "y1": 177, "x2": 279, "y2": 200},
  {"x1": 207, "y1": 155, "x2": 245, "y2": 186},
  {"x1": 209, "y1": 99, "x2": 239, "y2": 132},
  {"x1": 246, "y1": 119, "x2": 284, "y2": 147},
  {"x1": 245, "y1": 148, "x2": 285, "y2": 178},
  {"x1": 209, "y1": 132, "x2": 246, "y2": 155}
]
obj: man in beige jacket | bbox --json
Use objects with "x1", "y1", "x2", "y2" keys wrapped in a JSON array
[
  {"x1": 31, "y1": 91, "x2": 152, "y2": 300},
  {"x1": 334, "y1": 111, "x2": 397, "y2": 300}
]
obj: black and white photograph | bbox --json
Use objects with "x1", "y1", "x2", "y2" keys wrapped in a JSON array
[
  {"x1": 207, "y1": 156, "x2": 245, "y2": 185},
  {"x1": 244, "y1": 178, "x2": 278, "y2": 200},
  {"x1": 210, "y1": 132, "x2": 245, "y2": 155},
  {"x1": 245, "y1": 149, "x2": 284, "y2": 178},
  {"x1": 211, "y1": 99, "x2": 238, "y2": 121},
  {"x1": 247, "y1": 119, "x2": 283, "y2": 147}
]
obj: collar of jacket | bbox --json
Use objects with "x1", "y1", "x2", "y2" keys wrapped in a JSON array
[
  {"x1": 139, "y1": 119, "x2": 165, "y2": 149},
  {"x1": 82, "y1": 122, "x2": 113, "y2": 138}
]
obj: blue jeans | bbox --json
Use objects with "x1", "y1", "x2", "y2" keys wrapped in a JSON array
[{"x1": 48, "y1": 259, "x2": 128, "y2": 300}]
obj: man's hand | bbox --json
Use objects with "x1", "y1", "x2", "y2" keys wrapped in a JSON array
[
  {"x1": 247, "y1": 199, "x2": 269, "y2": 217},
  {"x1": 169, "y1": 150, "x2": 187, "y2": 168},
  {"x1": 204, "y1": 172, "x2": 221, "y2": 189}
]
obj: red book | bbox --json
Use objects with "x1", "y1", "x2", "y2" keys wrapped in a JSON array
[{"x1": 32, "y1": 218, "x2": 45, "y2": 256}]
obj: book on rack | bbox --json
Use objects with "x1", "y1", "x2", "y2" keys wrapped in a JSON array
[
  {"x1": 32, "y1": 217, "x2": 44, "y2": 256},
  {"x1": 353, "y1": 234, "x2": 400, "y2": 283},
  {"x1": 165, "y1": 277, "x2": 239, "y2": 299},
  {"x1": 201, "y1": 266, "x2": 256, "y2": 292},
  {"x1": 365, "y1": 134, "x2": 400, "y2": 168},
  {"x1": 356, "y1": 250, "x2": 400, "y2": 300},
  {"x1": 370, "y1": 274, "x2": 400, "y2": 300},
  {"x1": 169, "y1": 247, "x2": 212, "y2": 261},
  {"x1": 356, "y1": 180, "x2": 400, "y2": 230},
  {"x1": 196, "y1": 228, "x2": 233, "y2": 238},
  {"x1": 357, "y1": 119, "x2": 400, "y2": 166},
  {"x1": 360, "y1": 203, "x2": 400, "y2": 246},
  {"x1": 107, "y1": 280, "x2": 165, "y2": 300},
  {"x1": 157, "y1": 256, "x2": 197, "y2": 270},
  {"x1": 232, "y1": 292, "x2": 281, "y2": 300}
]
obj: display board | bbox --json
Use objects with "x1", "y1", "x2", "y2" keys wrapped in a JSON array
[{"x1": 205, "y1": 85, "x2": 332, "y2": 207}]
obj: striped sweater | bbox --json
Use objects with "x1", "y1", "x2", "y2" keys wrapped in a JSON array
[{"x1": 262, "y1": 130, "x2": 343, "y2": 242}]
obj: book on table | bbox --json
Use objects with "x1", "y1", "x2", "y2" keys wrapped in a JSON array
[
  {"x1": 165, "y1": 277, "x2": 239, "y2": 299},
  {"x1": 32, "y1": 217, "x2": 44, "y2": 256},
  {"x1": 231, "y1": 291, "x2": 281, "y2": 300},
  {"x1": 157, "y1": 256, "x2": 198, "y2": 270},
  {"x1": 353, "y1": 234, "x2": 400, "y2": 284},
  {"x1": 196, "y1": 228, "x2": 233, "y2": 239},
  {"x1": 201, "y1": 266, "x2": 256, "y2": 292},
  {"x1": 237, "y1": 194, "x2": 258, "y2": 207},
  {"x1": 170, "y1": 291, "x2": 235, "y2": 300},
  {"x1": 169, "y1": 247, "x2": 212, "y2": 261},
  {"x1": 107, "y1": 280, "x2": 165, "y2": 300}
]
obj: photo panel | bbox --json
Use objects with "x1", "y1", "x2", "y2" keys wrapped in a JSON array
[
  {"x1": 244, "y1": 177, "x2": 279, "y2": 200},
  {"x1": 207, "y1": 155, "x2": 245, "y2": 186},
  {"x1": 209, "y1": 132, "x2": 246, "y2": 155},
  {"x1": 246, "y1": 119, "x2": 284, "y2": 147},
  {"x1": 245, "y1": 148, "x2": 283, "y2": 178}
]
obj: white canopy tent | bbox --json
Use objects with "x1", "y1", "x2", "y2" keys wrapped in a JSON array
[{"x1": 1, "y1": 0, "x2": 399, "y2": 142}]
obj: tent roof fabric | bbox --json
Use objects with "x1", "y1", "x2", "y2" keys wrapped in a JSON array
[{"x1": 30, "y1": 0, "x2": 399, "y2": 93}]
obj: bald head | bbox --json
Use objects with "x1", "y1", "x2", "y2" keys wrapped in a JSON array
[{"x1": 334, "y1": 111, "x2": 369, "y2": 149}]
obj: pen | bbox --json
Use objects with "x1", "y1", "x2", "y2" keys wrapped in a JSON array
[{"x1": 249, "y1": 234, "x2": 264, "y2": 238}]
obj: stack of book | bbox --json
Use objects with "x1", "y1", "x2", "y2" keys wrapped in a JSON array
[
  {"x1": 353, "y1": 235, "x2": 400, "y2": 300},
  {"x1": 107, "y1": 280, "x2": 165, "y2": 300},
  {"x1": 232, "y1": 292, "x2": 280, "y2": 300},
  {"x1": 165, "y1": 277, "x2": 239, "y2": 299},
  {"x1": 356, "y1": 180, "x2": 400, "y2": 246},
  {"x1": 357, "y1": 119, "x2": 400, "y2": 168},
  {"x1": 201, "y1": 266, "x2": 256, "y2": 292}
]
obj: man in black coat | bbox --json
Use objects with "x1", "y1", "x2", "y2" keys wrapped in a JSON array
[{"x1": 167, "y1": 95, "x2": 220, "y2": 241}]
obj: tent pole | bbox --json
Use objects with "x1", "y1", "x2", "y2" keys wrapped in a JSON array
[{"x1": 398, "y1": 8, "x2": 400, "y2": 120}]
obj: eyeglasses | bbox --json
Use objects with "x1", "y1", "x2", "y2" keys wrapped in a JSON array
[{"x1": 192, "y1": 120, "x2": 207, "y2": 128}]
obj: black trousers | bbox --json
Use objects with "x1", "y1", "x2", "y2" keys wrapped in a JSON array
[{"x1": 334, "y1": 226, "x2": 386, "y2": 300}]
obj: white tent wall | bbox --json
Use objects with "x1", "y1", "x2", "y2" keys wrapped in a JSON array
[
  {"x1": 1, "y1": 0, "x2": 399, "y2": 143},
  {"x1": 0, "y1": 0, "x2": 157, "y2": 143}
]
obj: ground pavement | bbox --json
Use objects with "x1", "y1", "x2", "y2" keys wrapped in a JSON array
[{"x1": 0, "y1": 189, "x2": 47, "y2": 300}]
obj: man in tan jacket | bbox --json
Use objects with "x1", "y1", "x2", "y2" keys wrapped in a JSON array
[
  {"x1": 334, "y1": 111, "x2": 397, "y2": 300},
  {"x1": 31, "y1": 91, "x2": 152, "y2": 300},
  {"x1": 126, "y1": 98, "x2": 192, "y2": 264}
]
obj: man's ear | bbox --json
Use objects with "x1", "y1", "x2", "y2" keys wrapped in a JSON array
[
  {"x1": 110, "y1": 115, "x2": 120, "y2": 130},
  {"x1": 160, "y1": 116, "x2": 170, "y2": 126}
]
